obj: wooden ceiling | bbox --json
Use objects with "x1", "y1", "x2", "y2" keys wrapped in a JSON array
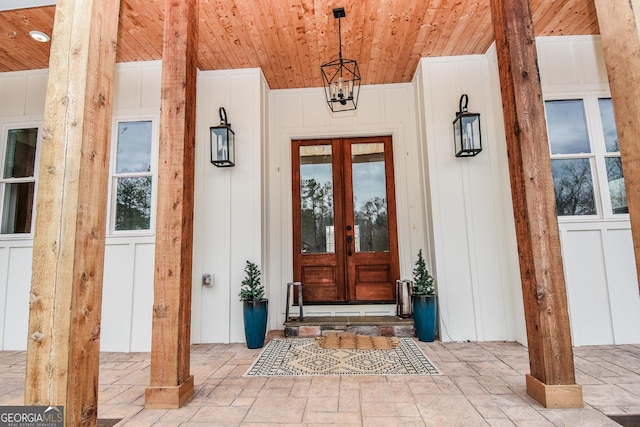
[{"x1": 0, "y1": 0, "x2": 599, "y2": 90}]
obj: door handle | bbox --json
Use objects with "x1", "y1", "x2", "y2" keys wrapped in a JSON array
[{"x1": 347, "y1": 235, "x2": 353, "y2": 256}]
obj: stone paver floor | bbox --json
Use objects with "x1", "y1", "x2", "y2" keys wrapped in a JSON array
[{"x1": 0, "y1": 334, "x2": 638, "y2": 426}]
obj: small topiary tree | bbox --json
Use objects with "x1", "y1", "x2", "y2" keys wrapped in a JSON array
[
  {"x1": 412, "y1": 249, "x2": 435, "y2": 296},
  {"x1": 239, "y1": 260, "x2": 265, "y2": 302}
]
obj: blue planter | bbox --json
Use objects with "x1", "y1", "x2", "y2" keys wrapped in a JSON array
[
  {"x1": 412, "y1": 295, "x2": 437, "y2": 342},
  {"x1": 243, "y1": 300, "x2": 268, "y2": 349}
]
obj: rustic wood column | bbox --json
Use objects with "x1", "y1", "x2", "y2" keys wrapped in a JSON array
[
  {"x1": 24, "y1": 0, "x2": 120, "y2": 424},
  {"x1": 144, "y1": 0, "x2": 198, "y2": 409},
  {"x1": 594, "y1": 0, "x2": 640, "y2": 294},
  {"x1": 490, "y1": 0, "x2": 582, "y2": 408}
]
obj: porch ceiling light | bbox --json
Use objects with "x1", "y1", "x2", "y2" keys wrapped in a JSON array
[
  {"x1": 320, "y1": 7, "x2": 361, "y2": 113},
  {"x1": 29, "y1": 30, "x2": 50, "y2": 43},
  {"x1": 210, "y1": 107, "x2": 235, "y2": 167},
  {"x1": 453, "y1": 94, "x2": 482, "y2": 157}
]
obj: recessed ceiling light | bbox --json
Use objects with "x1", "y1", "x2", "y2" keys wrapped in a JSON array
[{"x1": 29, "y1": 30, "x2": 50, "y2": 43}]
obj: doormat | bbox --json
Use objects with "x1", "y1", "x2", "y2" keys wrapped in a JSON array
[
  {"x1": 317, "y1": 332, "x2": 400, "y2": 349},
  {"x1": 244, "y1": 338, "x2": 440, "y2": 376}
]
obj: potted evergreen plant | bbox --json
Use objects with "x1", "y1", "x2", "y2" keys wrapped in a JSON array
[
  {"x1": 239, "y1": 260, "x2": 268, "y2": 349},
  {"x1": 411, "y1": 249, "x2": 437, "y2": 342}
]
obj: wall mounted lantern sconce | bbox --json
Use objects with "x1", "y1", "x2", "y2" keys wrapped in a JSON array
[
  {"x1": 320, "y1": 7, "x2": 361, "y2": 112},
  {"x1": 210, "y1": 107, "x2": 235, "y2": 167},
  {"x1": 453, "y1": 94, "x2": 482, "y2": 157}
]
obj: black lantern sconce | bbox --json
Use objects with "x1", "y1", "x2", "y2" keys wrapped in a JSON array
[
  {"x1": 210, "y1": 107, "x2": 235, "y2": 167},
  {"x1": 320, "y1": 7, "x2": 361, "y2": 112},
  {"x1": 453, "y1": 94, "x2": 482, "y2": 157}
]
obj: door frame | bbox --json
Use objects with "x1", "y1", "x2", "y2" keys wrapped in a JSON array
[{"x1": 291, "y1": 135, "x2": 400, "y2": 304}]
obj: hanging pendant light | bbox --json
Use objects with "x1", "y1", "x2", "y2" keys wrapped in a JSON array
[{"x1": 321, "y1": 7, "x2": 361, "y2": 112}]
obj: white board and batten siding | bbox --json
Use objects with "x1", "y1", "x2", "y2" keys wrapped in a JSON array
[
  {"x1": 192, "y1": 68, "x2": 267, "y2": 344},
  {"x1": 266, "y1": 84, "x2": 430, "y2": 328},
  {"x1": 415, "y1": 49, "x2": 526, "y2": 344},
  {"x1": 0, "y1": 63, "x2": 162, "y2": 351},
  {"x1": 99, "y1": 61, "x2": 163, "y2": 352},
  {"x1": 415, "y1": 35, "x2": 640, "y2": 346},
  {"x1": 537, "y1": 36, "x2": 640, "y2": 346},
  {"x1": 0, "y1": 35, "x2": 638, "y2": 351},
  {"x1": 0, "y1": 69, "x2": 47, "y2": 350},
  {"x1": 0, "y1": 70, "x2": 44, "y2": 350}
]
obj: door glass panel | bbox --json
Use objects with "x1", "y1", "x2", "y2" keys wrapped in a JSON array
[
  {"x1": 299, "y1": 145, "x2": 335, "y2": 253},
  {"x1": 351, "y1": 143, "x2": 389, "y2": 252}
]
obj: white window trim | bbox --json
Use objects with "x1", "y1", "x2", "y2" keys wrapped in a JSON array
[
  {"x1": 544, "y1": 91, "x2": 629, "y2": 223},
  {"x1": 0, "y1": 121, "x2": 43, "y2": 239},
  {"x1": 107, "y1": 115, "x2": 159, "y2": 236}
]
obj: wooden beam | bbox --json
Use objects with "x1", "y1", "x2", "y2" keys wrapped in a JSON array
[
  {"x1": 145, "y1": 0, "x2": 198, "y2": 409},
  {"x1": 24, "y1": 0, "x2": 120, "y2": 424},
  {"x1": 489, "y1": 0, "x2": 583, "y2": 408},
  {"x1": 594, "y1": 0, "x2": 640, "y2": 294}
]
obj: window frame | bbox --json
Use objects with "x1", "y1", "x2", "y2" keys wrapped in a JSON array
[
  {"x1": 107, "y1": 115, "x2": 159, "y2": 236},
  {"x1": 544, "y1": 92, "x2": 627, "y2": 222},
  {"x1": 0, "y1": 122, "x2": 42, "y2": 238}
]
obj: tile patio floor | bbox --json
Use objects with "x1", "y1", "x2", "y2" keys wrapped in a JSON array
[{"x1": 0, "y1": 334, "x2": 638, "y2": 426}]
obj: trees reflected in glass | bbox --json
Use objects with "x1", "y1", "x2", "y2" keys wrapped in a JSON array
[
  {"x1": 115, "y1": 176, "x2": 151, "y2": 230},
  {"x1": 545, "y1": 97, "x2": 626, "y2": 217},
  {"x1": 352, "y1": 143, "x2": 389, "y2": 252},
  {"x1": 300, "y1": 177, "x2": 334, "y2": 253},
  {"x1": 546, "y1": 99, "x2": 596, "y2": 216},
  {"x1": 299, "y1": 145, "x2": 334, "y2": 253},
  {"x1": 551, "y1": 159, "x2": 596, "y2": 216}
]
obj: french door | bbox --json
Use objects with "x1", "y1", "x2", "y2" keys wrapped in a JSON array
[{"x1": 292, "y1": 136, "x2": 400, "y2": 303}]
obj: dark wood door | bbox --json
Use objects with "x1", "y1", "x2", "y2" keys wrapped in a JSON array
[{"x1": 292, "y1": 136, "x2": 399, "y2": 303}]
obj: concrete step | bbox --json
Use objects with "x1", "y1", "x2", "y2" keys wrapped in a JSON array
[{"x1": 283, "y1": 315, "x2": 415, "y2": 338}]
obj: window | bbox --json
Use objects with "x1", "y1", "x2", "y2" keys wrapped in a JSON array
[
  {"x1": 545, "y1": 96, "x2": 626, "y2": 218},
  {"x1": 598, "y1": 98, "x2": 627, "y2": 214},
  {"x1": 111, "y1": 120, "x2": 153, "y2": 232},
  {"x1": 0, "y1": 127, "x2": 39, "y2": 234}
]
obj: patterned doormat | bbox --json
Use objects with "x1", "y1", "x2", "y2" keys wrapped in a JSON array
[
  {"x1": 244, "y1": 338, "x2": 441, "y2": 376},
  {"x1": 317, "y1": 332, "x2": 400, "y2": 349}
]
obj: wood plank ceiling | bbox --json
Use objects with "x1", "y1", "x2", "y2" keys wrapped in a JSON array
[{"x1": 0, "y1": 0, "x2": 599, "y2": 89}]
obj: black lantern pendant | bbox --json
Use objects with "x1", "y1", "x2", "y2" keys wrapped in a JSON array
[
  {"x1": 453, "y1": 94, "x2": 482, "y2": 157},
  {"x1": 210, "y1": 107, "x2": 235, "y2": 167},
  {"x1": 321, "y1": 7, "x2": 361, "y2": 112}
]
